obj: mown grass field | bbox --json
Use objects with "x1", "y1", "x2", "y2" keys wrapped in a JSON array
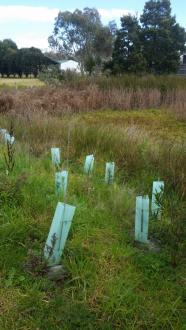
[
  {"x1": 0, "y1": 107, "x2": 185, "y2": 329},
  {"x1": 0, "y1": 78, "x2": 45, "y2": 88}
]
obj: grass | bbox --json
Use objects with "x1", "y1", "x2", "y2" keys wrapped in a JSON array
[
  {"x1": 0, "y1": 78, "x2": 45, "y2": 88},
  {"x1": 79, "y1": 110, "x2": 186, "y2": 140},
  {"x1": 40, "y1": 72, "x2": 186, "y2": 90},
  {"x1": 0, "y1": 109, "x2": 186, "y2": 329},
  {"x1": 1, "y1": 84, "x2": 186, "y2": 119}
]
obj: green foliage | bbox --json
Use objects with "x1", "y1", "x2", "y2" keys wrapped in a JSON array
[
  {"x1": 38, "y1": 69, "x2": 186, "y2": 94},
  {"x1": 154, "y1": 186, "x2": 186, "y2": 267},
  {"x1": 0, "y1": 173, "x2": 24, "y2": 207},
  {"x1": 111, "y1": 15, "x2": 147, "y2": 74},
  {"x1": 110, "y1": 0, "x2": 186, "y2": 74},
  {"x1": 141, "y1": 0, "x2": 186, "y2": 73},
  {"x1": 38, "y1": 65, "x2": 62, "y2": 86},
  {"x1": 0, "y1": 39, "x2": 56, "y2": 78},
  {"x1": 38, "y1": 65, "x2": 80, "y2": 86},
  {"x1": 0, "y1": 109, "x2": 185, "y2": 329},
  {"x1": 49, "y1": 7, "x2": 113, "y2": 72}
]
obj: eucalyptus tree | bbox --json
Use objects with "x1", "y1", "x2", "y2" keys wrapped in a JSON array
[{"x1": 49, "y1": 7, "x2": 113, "y2": 73}]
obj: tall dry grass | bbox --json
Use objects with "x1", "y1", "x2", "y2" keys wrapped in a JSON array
[{"x1": 0, "y1": 85, "x2": 186, "y2": 119}]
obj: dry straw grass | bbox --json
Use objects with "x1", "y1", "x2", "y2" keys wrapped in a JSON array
[{"x1": 0, "y1": 85, "x2": 186, "y2": 119}]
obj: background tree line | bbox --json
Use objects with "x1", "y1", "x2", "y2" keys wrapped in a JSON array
[
  {"x1": 0, "y1": 39, "x2": 55, "y2": 78},
  {"x1": 0, "y1": 0, "x2": 185, "y2": 78},
  {"x1": 49, "y1": 0, "x2": 186, "y2": 75}
]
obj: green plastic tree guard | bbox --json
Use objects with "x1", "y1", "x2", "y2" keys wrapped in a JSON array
[
  {"x1": 135, "y1": 195, "x2": 149, "y2": 243},
  {"x1": 151, "y1": 181, "x2": 164, "y2": 216},
  {"x1": 84, "y1": 154, "x2": 94, "y2": 175},
  {"x1": 51, "y1": 148, "x2": 61, "y2": 166},
  {"x1": 105, "y1": 162, "x2": 115, "y2": 184},
  {"x1": 55, "y1": 171, "x2": 68, "y2": 196},
  {"x1": 44, "y1": 202, "x2": 76, "y2": 266}
]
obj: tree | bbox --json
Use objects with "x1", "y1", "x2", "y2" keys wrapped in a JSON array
[
  {"x1": 0, "y1": 39, "x2": 18, "y2": 77},
  {"x1": 17, "y1": 47, "x2": 51, "y2": 77},
  {"x1": 49, "y1": 7, "x2": 113, "y2": 72},
  {"x1": 2, "y1": 39, "x2": 17, "y2": 50},
  {"x1": 0, "y1": 39, "x2": 54, "y2": 77},
  {"x1": 28, "y1": 47, "x2": 45, "y2": 77},
  {"x1": 140, "y1": 0, "x2": 186, "y2": 73},
  {"x1": 110, "y1": 15, "x2": 147, "y2": 74},
  {"x1": 108, "y1": 20, "x2": 117, "y2": 37}
]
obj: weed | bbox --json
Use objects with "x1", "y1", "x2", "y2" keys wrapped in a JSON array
[
  {"x1": 24, "y1": 249, "x2": 48, "y2": 277},
  {"x1": 0, "y1": 173, "x2": 24, "y2": 207}
]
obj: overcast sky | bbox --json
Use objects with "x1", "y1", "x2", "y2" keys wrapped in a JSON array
[{"x1": 0, "y1": 0, "x2": 185, "y2": 51}]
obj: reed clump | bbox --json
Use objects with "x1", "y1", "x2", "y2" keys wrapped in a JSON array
[{"x1": 0, "y1": 82, "x2": 185, "y2": 119}]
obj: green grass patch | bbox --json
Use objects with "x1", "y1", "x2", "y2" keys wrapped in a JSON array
[
  {"x1": 0, "y1": 110, "x2": 185, "y2": 329},
  {"x1": 0, "y1": 78, "x2": 45, "y2": 89}
]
